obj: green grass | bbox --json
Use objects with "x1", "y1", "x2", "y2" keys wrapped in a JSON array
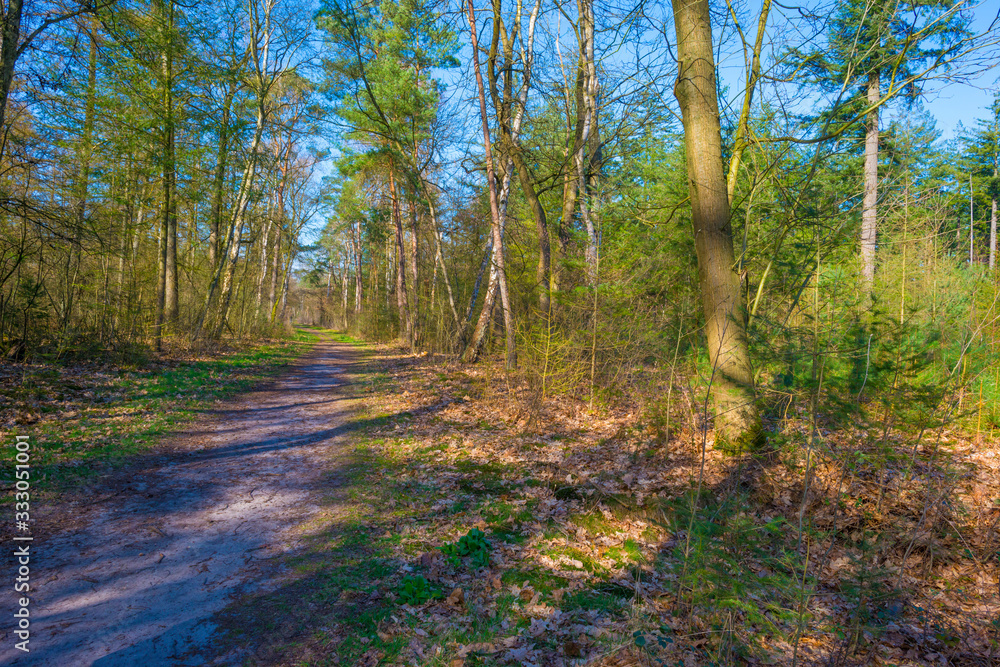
[
  {"x1": 500, "y1": 567, "x2": 571, "y2": 598},
  {"x1": 569, "y1": 510, "x2": 618, "y2": 536},
  {"x1": 481, "y1": 499, "x2": 535, "y2": 527},
  {"x1": 561, "y1": 586, "x2": 632, "y2": 615}
]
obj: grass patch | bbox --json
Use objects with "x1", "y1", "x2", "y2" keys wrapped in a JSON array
[
  {"x1": 500, "y1": 567, "x2": 571, "y2": 597},
  {"x1": 570, "y1": 510, "x2": 618, "y2": 536},
  {"x1": 560, "y1": 586, "x2": 631, "y2": 615},
  {"x1": 481, "y1": 499, "x2": 535, "y2": 527}
]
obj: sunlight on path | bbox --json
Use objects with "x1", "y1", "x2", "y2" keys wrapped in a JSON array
[{"x1": 2, "y1": 333, "x2": 360, "y2": 666}]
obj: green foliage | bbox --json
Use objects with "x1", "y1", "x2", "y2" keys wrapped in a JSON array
[
  {"x1": 440, "y1": 528, "x2": 491, "y2": 569},
  {"x1": 396, "y1": 574, "x2": 443, "y2": 605},
  {"x1": 655, "y1": 493, "x2": 805, "y2": 643}
]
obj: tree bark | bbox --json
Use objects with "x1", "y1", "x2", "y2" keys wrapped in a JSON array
[
  {"x1": 208, "y1": 88, "x2": 234, "y2": 270},
  {"x1": 576, "y1": 0, "x2": 598, "y2": 283},
  {"x1": 340, "y1": 252, "x2": 349, "y2": 327},
  {"x1": 465, "y1": 0, "x2": 516, "y2": 369},
  {"x1": 408, "y1": 197, "x2": 420, "y2": 347},
  {"x1": 353, "y1": 220, "x2": 363, "y2": 313},
  {"x1": 159, "y1": 0, "x2": 179, "y2": 328},
  {"x1": 0, "y1": 0, "x2": 23, "y2": 156},
  {"x1": 861, "y1": 70, "x2": 879, "y2": 292},
  {"x1": 388, "y1": 159, "x2": 412, "y2": 349},
  {"x1": 422, "y1": 183, "x2": 460, "y2": 329},
  {"x1": 990, "y1": 168, "x2": 997, "y2": 271},
  {"x1": 671, "y1": 0, "x2": 760, "y2": 448},
  {"x1": 64, "y1": 25, "x2": 97, "y2": 334},
  {"x1": 970, "y1": 172, "x2": 975, "y2": 264}
]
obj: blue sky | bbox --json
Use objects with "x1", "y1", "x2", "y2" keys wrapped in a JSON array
[{"x1": 713, "y1": 0, "x2": 1000, "y2": 140}]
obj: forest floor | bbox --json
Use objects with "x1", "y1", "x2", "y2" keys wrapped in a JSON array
[{"x1": 2, "y1": 332, "x2": 999, "y2": 666}]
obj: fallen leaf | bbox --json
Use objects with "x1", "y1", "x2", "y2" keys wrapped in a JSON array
[{"x1": 447, "y1": 587, "x2": 465, "y2": 607}]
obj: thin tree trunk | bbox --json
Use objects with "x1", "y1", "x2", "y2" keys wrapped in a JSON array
[
  {"x1": 161, "y1": 0, "x2": 178, "y2": 327},
  {"x1": 154, "y1": 200, "x2": 167, "y2": 351},
  {"x1": 341, "y1": 253, "x2": 349, "y2": 327},
  {"x1": 268, "y1": 224, "x2": 280, "y2": 317},
  {"x1": 577, "y1": 0, "x2": 598, "y2": 282},
  {"x1": 0, "y1": 0, "x2": 23, "y2": 159},
  {"x1": 463, "y1": 164, "x2": 513, "y2": 362},
  {"x1": 725, "y1": 0, "x2": 772, "y2": 204},
  {"x1": 465, "y1": 0, "x2": 515, "y2": 369},
  {"x1": 388, "y1": 159, "x2": 412, "y2": 349},
  {"x1": 970, "y1": 172, "x2": 975, "y2": 263},
  {"x1": 209, "y1": 88, "x2": 234, "y2": 269},
  {"x1": 861, "y1": 70, "x2": 879, "y2": 292},
  {"x1": 990, "y1": 172, "x2": 997, "y2": 271},
  {"x1": 671, "y1": 0, "x2": 760, "y2": 447},
  {"x1": 353, "y1": 220, "x2": 363, "y2": 313},
  {"x1": 256, "y1": 215, "x2": 271, "y2": 316},
  {"x1": 408, "y1": 197, "x2": 419, "y2": 347},
  {"x1": 422, "y1": 183, "x2": 460, "y2": 329},
  {"x1": 279, "y1": 247, "x2": 294, "y2": 323},
  {"x1": 64, "y1": 25, "x2": 97, "y2": 335}
]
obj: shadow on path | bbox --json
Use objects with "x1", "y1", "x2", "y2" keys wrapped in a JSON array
[{"x1": 1, "y1": 332, "x2": 372, "y2": 666}]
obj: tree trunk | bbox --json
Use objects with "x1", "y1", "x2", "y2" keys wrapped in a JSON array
[
  {"x1": 423, "y1": 183, "x2": 460, "y2": 329},
  {"x1": 341, "y1": 253, "x2": 349, "y2": 327},
  {"x1": 268, "y1": 224, "x2": 280, "y2": 318},
  {"x1": 209, "y1": 88, "x2": 234, "y2": 270},
  {"x1": 353, "y1": 220, "x2": 363, "y2": 313},
  {"x1": 0, "y1": 0, "x2": 23, "y2": 158},
  {"x1": 256, "y1": 214, "x2": 272, "y2": 316},
  {"x1": 969, "y1": 173, "x2": 975, "y2": 263},
  {"x1": 671, "y1": 0, "x2": 760, "y2": 448},
  {"x1": 990, "y1": 171, "x2": 997, "y2": 271},
  {"x1": 463, "y1": 162, "x2": 513, "y2": 362},
  {"x1": 161, "y1": 0, "x2": 179, "y2": 328},
  {"x1": 64, "y1": 25, "x2": 97, "y2": 334},
  {"x1": 388, "y1": 159, "x2": 412, "y2": 349},
  {"x1": 465, "y1": 0, "x2": 515, "y2": 369},
  {"x1": 408, "y1": 197, "x2": 419, "y2": 347},
  {"x1": 154, "y1": 201, "x2": 167, "y2": 351},
  {"x1": 577, "y1": 0, "x2": 599, "y2": 283},
  {"x1": 861, "y1": 70, "x2": 879, "y2": 292}
]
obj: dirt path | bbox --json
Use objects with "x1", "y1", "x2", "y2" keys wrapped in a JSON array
[{"x1": 2, "y1": 334, "x2": 365, "y2": 666}]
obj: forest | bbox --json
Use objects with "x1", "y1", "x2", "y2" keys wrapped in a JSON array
[{"x1": 2, "y1": 0, "x2": 1000, "y2": 664}]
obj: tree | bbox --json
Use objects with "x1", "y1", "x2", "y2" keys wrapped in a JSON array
[
  {"x1": 806, "y1": 0, "x2": 971, "y2": 293},
  {"x1": 466, "y1": 0, "x2": 515, "y2": 370},
  {"x1": 316, "y1": 0, "x2": 457, "y2": 351},
  {"x1": 963, "y1": 97, "x2": 1000, "y2": 270},
  {"x1": 670, "y1": 0, "x2": 760, "y2": 447}
]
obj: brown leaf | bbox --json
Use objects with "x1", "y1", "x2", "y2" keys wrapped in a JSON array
[
  {"x1": 447, "y1": 587, "x2": 465, "y2": 607},
  {"x1": 564, "y1": 640, "x2": 583, "y2": 657},
  {"x1": 356, "y1": 648, "x2": 384, "y2": 667}
]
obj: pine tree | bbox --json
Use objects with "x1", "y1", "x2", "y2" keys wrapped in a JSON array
[{"x1": 804, "y1": 0, "x2": 970, "y2": 293}]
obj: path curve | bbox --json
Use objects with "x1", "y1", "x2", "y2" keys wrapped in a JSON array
[{"x1": 2, "y1": 334, "x2": 362, "y2": 666}]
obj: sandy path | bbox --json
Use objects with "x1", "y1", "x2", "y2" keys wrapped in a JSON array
[{"x1": 2, "y1": 335, "x2": 363, "y2": 666}]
